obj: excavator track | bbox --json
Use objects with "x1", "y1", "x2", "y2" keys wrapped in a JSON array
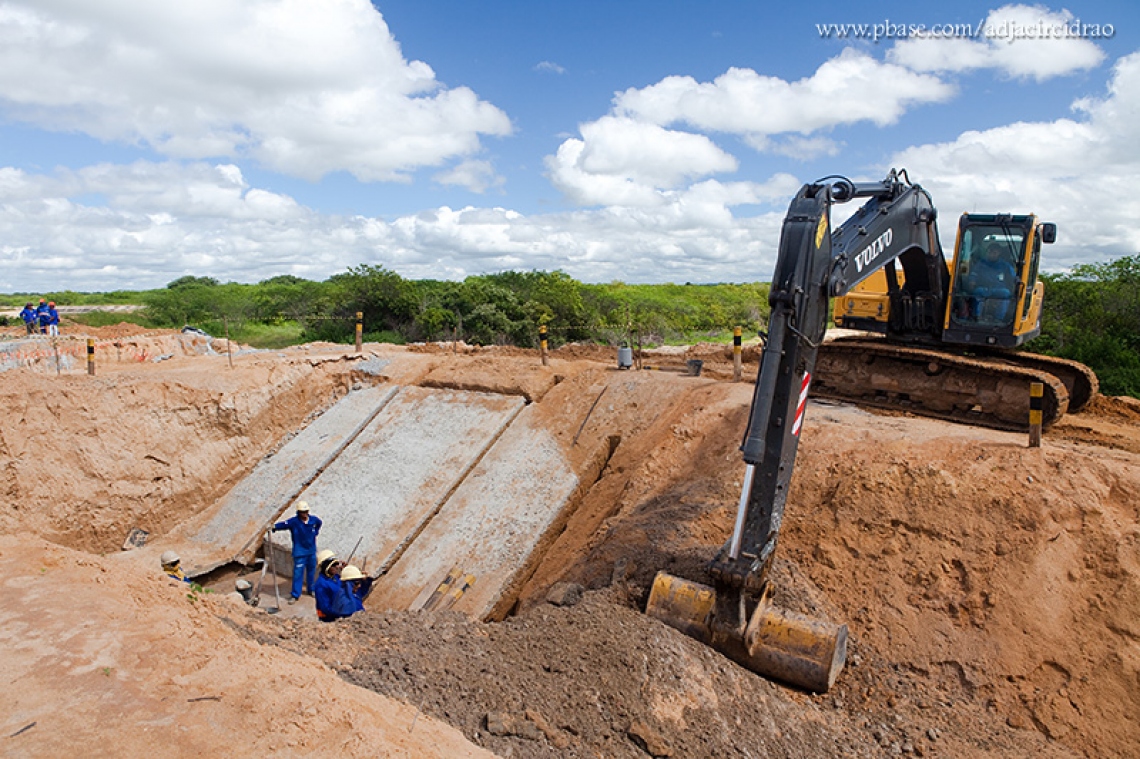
[
  {"x1": 812, "y1": 338, "x2": 1070, "y2": 432},
  {"x1": 973, "y1": 349, "x2": 1099, "y2": 413}
]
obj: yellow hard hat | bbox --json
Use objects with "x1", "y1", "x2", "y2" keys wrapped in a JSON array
[
  {"x1": 340, "y1": 565, "x2": 364, "y2": 582},
  {"x1": 316, "y1": 549, "x2": 336, "y2": 565},
  {"x1": 296, "y1": 501, "x2": 310, "y2": 512}
]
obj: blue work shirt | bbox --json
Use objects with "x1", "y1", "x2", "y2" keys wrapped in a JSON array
[
  {"x1": 19, "y1": 307, "x2": 35, "y2": 325},
  {"x1": 313, "y1": 572, "x2": 341, "y2": 619},
  {"x1": 272, "y1": 514, "x2": 322, "y2": 556},
  {"x1": 322, "y1": 577, "x2": 373, "y2": 621}
]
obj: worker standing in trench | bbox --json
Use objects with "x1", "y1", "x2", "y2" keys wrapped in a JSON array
[{"x1": 271, "y1": 501, "x2": 322, "y2": 604}]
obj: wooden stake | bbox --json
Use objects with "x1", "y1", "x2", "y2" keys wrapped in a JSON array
[
  {"x1": 1028, "y1": 382, "x2": 1043, "y2": 448},
  {"x1": 733, "y1": 325, "x2": 742, "y2": 382}
]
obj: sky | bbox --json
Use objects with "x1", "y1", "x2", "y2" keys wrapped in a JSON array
[{"x1": 0, "y1": 0, "x2": 1137, "y2": 293}]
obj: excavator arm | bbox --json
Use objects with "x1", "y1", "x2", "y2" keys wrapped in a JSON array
[
  {"x1": 647, "y1": 170, "x2": 941, "y2": 693},
  {"x1": 723, "y1": 171, "x2": 944, "y2": 588}
]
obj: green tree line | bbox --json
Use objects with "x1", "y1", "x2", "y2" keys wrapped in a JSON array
[
  {"x1": 1030, "y1": 254, "x2": 1140, "y2": 397},
  {"x1": 5, "y1": 254, "x2": 1137, "y2": 397},
  {"x1": 18, "y1": 269, "x2": 769, "y2": 350}
]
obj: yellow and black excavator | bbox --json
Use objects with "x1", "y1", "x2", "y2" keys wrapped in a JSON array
[{"x1": 646, "y1": 169, "x2": 1097, "y2": 692}]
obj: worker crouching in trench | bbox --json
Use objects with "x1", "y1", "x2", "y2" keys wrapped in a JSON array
[{"x1": 314, "y1": 550, "x2": 373, "y2": 622}]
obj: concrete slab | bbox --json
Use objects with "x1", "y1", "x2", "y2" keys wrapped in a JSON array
[
  {"x1": 269, "y1": 386, "x2": 526, "y2": 574},
  {"x1": 370, "y1": 402, "x2": 583, "y2": 621},
  {"x1": 175, "y1": 385, "x2": 398, "y2": 574}
]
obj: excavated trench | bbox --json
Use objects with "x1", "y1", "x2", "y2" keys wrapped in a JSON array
[{"x1": 175, "y1": 353, "x2": 637, "y2": 626}]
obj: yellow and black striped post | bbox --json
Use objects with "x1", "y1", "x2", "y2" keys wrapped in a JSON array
[
  {"x1": 87, "y1": 339, "x2": 95, "y2": 376},
  {"x1": 355, "y1": 311, "x2": 363, "y2": 353},
  {"x1": 733, "y1": 325, "x2": 743, "y2": 382},
  {"x1": 1029, "y1": 382, "x2": 1043, "y2": 447},
  {"x1": 540, "y1": 325, "x2": 548, "y2": 366}
]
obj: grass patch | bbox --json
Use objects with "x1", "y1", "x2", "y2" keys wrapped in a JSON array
[{"x1": 229, "y1": 321, "x2": 305, "y2": 349}]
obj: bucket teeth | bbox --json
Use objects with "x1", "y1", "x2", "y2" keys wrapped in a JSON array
[{"x1": 646, "y1": 572, "x2": 848, "y2": 692}]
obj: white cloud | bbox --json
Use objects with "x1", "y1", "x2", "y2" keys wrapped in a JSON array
[
  {"x1": 749, "y1": 135, "x2": 844, "y2": 160},
  {"x1": 889, "y1": 51, "x2": 1140, "y2": 269},
  {"x1": 534, "y1": 61, "x2": 565, "y2": 75},
  {"x1": 613, "y1": 48, "x2": 955, "y2": 140},
  {"x1": 545, "y1": 116, "x2": 738, "y2": 207},
  {"x1": 889, "y1": 4, "x2": 1106, "y2": 81},
  {"x1": 544, "y1": 48, "x2": 950, "y2": 208},
  {"x1": 0, "y1": 0, "x2": 511, "y2": 181},
  {"x1": 0, "y1": 159, "x2": 798, "y2": 291},
  {"x1": 434, "y1": 159, "x2": 504, "y2": 194}
]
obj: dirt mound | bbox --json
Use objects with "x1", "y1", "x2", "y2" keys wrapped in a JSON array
[
  {"x1": 243, "y1": 586, "x2": 881, "y2": 758},
  {"x1": 0, "y1": 533, "x2": 493, "y2": 759},
  {"x1": 0, "y1": 348, "x2": 365, "y2": 552},
  {"x1": 1082, "y1": 393, "x2": 1140, "y2": 422}
]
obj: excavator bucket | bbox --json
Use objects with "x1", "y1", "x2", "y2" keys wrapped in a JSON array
[{"x1": 646, "y1": 572, "x2": 848, "y2": 693}]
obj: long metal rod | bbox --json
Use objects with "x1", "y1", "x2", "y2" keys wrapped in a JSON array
[
  {"x1": 266, "y1": 530, "x2": 281, "y2": 612},
  {"x1": 729, "y1": 464, "x2": 755, "y2": 559}
]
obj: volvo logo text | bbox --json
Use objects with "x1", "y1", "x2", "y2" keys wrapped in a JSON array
[{"x1": 854, "y1": 228, "x2": 893, "y2": 272}]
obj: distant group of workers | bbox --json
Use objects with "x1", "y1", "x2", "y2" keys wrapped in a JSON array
[
  {"x1": 160, "y1": 499, "x2": 374, "y2": 622},
  {"x1": 18, "y1": 299, "x2": 60, "y2": 336}
]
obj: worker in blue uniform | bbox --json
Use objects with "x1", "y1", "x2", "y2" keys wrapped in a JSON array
[
  {"x1": 35, "y1": 299, "x2": 50, "y2": 334},
  {"x1": 321, "y1": 565, "x2": 373, "y2": 621},
  {"x1": 46, "y1": 302, "x2": 60, "y2": 336},
  {"x1": 272, "y1": 500, "x2": 322, "y2": 604},
  {"x1": 19, "y1": 303, "x2": 36, "y2": 335},
  {"x1": 313, "y1": 549, "x2": 344, "y2": 622}
]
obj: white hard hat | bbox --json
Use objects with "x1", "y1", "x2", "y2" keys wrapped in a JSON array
[
  {"x1": 316, "y1": 549, "x2": 336, "y2": 565},
  {"x1": 340, "y1": 565, "x2": 364, "y2": 582},
  {"x1": 296, "y1": 501, "x2": 310, "y2": 512},
  {"x1": 160, "y1": 550, "x2": 180, "y2": 566}
]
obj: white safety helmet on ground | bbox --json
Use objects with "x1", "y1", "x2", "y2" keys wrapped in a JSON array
[
  {"x1": 160, "y1": 550, "x2": 180, "y2": 567},
  {"x1": 340, "y1": 565, "x2": 364, "y2": 582}
]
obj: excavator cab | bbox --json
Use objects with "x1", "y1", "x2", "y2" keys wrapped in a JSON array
[
  {"x1": 943, "y1": 213, "x2": 1052, "y2": 348},
  {"x1": 833, "y1": 212, "x2": 1054, "y2": 350}
]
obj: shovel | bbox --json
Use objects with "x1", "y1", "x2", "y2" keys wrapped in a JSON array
[{"x1": 264, "y1": 531, "x2": 281, "y2": 614}]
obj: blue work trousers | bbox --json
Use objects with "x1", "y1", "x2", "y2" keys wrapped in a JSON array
[{"x1": 291, "y1": 553, "x2": 317, "y2": 599}]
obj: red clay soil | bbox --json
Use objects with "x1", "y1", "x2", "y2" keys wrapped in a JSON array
[{"x1": 1, "y1": 333, "x2": 1137, "y2": 757}]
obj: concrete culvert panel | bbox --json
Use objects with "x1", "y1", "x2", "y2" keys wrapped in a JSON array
[
  {"x1": 268, "y1": 386, "x2": 526, "y2": 576},
  {"x1": 167, "y1": 384, "x2": 399, "y2": 575}
]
